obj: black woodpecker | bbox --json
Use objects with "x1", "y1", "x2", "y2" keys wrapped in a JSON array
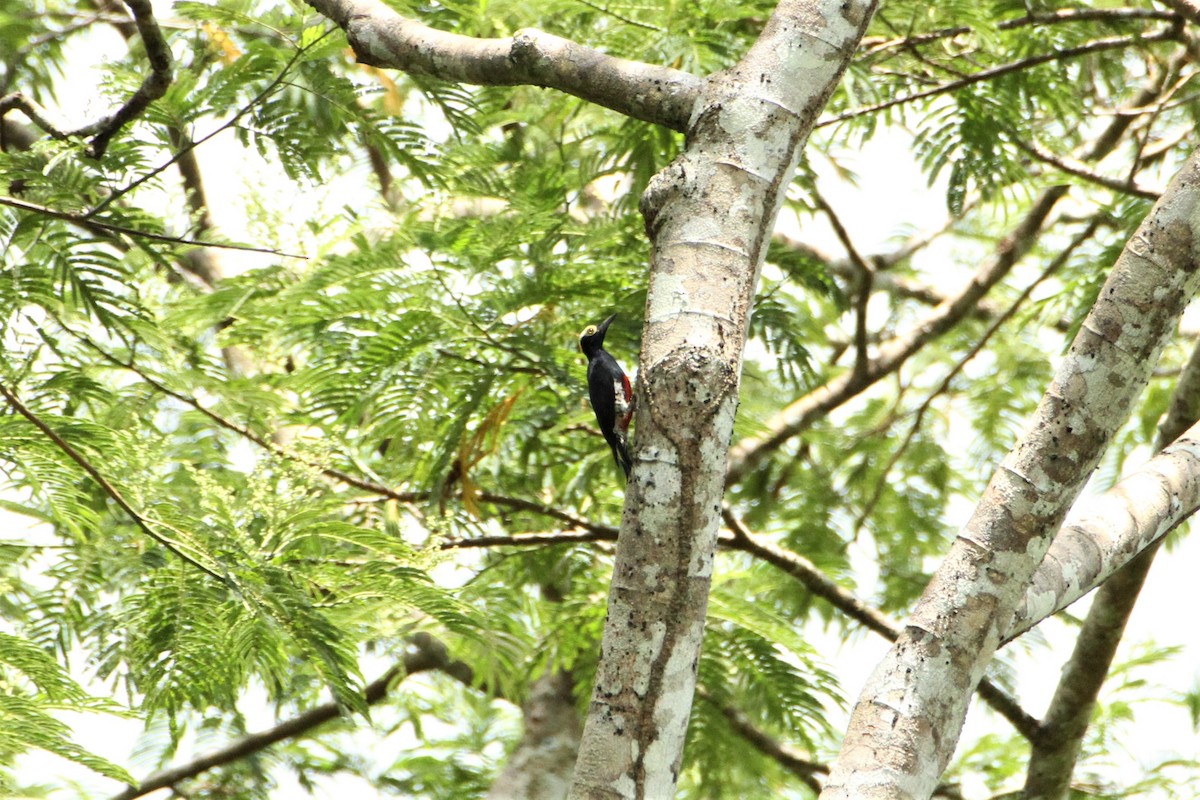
[{"x1": 579, "y1": 313, "x2": 634, "y2": 478}]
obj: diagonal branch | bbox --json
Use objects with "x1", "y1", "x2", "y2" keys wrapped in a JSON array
[
  {"x1": 108, "y1": 633, "x2": 472, "y2": 800},
  {"x1": 0, "y1": 0, "x2": 172, "y2": 159},
  {"x1": 85, "y1": 0, "x2": 173, "y2": 158},
  {"x1": 1007, "y1": 410, "x2": 1200, "y2": 641},
  {"x1": 0, "y1": 383, "x2": 229, "y2": 585},
  {"x1": 726, "y1": 184, "x2": 1067, "y2": 484},
  {"x1": 861, "y1": 8, "x2": 1179, "y2": 56},
  {"x1": 0, "y1": 195, "x2": 305, "y2": 258},
  {"x1": 1014, "y1": 137, "x2": 1162, "y2": 200},
  {"x1": 729, "y1": 65, "x2": 1171, "y2": 485},
  {"x1": 303, "y1": 0, "x2": 700, "y2": 131},
  {"x1": 695, "y1": 686, "x2": 826, "y2": 793},
  {"x1": 0, "y1": 93, "x2": 74, "y2": 140},
  {"x1": 1021, "y1": 337, "x2": 1200, "y2": 798},
  {"x1": 89, "y1": 32, "x2": 324, "y2": 216},
  {"x1": 721, "y1": 508, "x2": 1042, "y2": 741},
  {"x1": 823, "y1": 145, "x2": 1200, "y2": 799},
  {"x1": 851, "y1": 219, "x2": 1100, "y2": 535}
]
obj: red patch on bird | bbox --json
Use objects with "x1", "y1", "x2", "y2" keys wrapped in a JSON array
[{"x1": 618, "y1": 374, "x2": 635, "y2": 434}]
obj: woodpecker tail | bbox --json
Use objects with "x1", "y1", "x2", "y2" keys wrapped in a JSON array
[{"x1": 606, "y1": 430, "x2": 632, "y2": 479}]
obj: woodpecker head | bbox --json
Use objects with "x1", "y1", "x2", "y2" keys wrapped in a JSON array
[{"x1": 579, "y1": 313, "x2": 617, "y2": 358}]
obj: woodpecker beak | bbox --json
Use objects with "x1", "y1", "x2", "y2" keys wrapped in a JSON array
[{"x1": 597, "y1": 313, "x2": 617, "y2": 336}]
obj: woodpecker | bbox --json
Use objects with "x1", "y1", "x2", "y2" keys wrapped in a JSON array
[{"x1": 579, "y1": 313, "x2": 634, "y2": 479}]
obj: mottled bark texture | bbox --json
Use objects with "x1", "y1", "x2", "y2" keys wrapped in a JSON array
[
  {"x1": 822, "y1": 149, "x2": 1200, "y2": 800},
  {"x1": 1010, "y1": 414, "x2": 1200, "y2": 639},
  {"x1": 487, "y1": 672, "x2": 581, "y2": 800},
  {"x1": 1020, "y1": 341, "x2": 1200, "y2": 799},
  {"x1": 303, "y1": 0, "x2": 699, "y2": 131},
  {"x1": 569, "y1": 1, "x2": 878, "y2": 797}
]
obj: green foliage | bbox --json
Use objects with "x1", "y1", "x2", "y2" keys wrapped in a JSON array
[
  {"x1": 0, "y1": 632, "x2": 135, "y2": 788},
  {"x1": 0, "y1": 0, "x2": 1195, "y2": 796}
]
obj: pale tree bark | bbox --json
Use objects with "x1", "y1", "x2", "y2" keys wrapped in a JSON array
[
  {"x1": 303, "y1": 0, "x2": 876, "y2": 795},
  {"x1": 303, "y1": 0, "x2": 699, "y2": 131},
  {"x1": 822, "y1": 149, "x2": 1200, "y2": 800},
  {"x1": 569, "y1": 1, "x2": 878, "y2": 795},
  {"x1": 1009, "y1": 411, "x2": 1200, "y2": 639},
  {"x1": 487, "y1": 672, "x2": 581, "y2": 800},
  {"x1": 1021, "y1": 341, "x2": 1200, "y2": 799}
]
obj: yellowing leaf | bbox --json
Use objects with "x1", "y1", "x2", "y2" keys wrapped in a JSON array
[{"x1": 201, "y1": 21, "x2": 240, "y2": 64}]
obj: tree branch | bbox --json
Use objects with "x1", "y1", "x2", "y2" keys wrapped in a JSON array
[
  {"x1": 1158, "y1": 0, "x2": 1200, "y2": 27},
  {"x1": 822, "y1": 29, "x2": 1178, "y2": 128},
  {"x1": 65, "y1": 323, "x2": 626, "y2": 545},
  {"x1": 721, "y1": 508, "x2": 1042, "y2": 741},
  {"x1": 1014, "y1": 137, "x2": 1162, "y2": 200},
  {"x1": 303, "y1": 0, "x2": 700, "y2": 132},
  {"x1": 811, "y1": 190, "x2": 873, "y2": 377},
  {"x1": 1020, "y1": 337, "x2": 1200, "y2": 797},
  {"x1": 85, "y1": 0, "x2": 173, "y2": 158},
  {"x1": 109, "y1": 632, "x2": 471, "y2": 800},
  {"x1": 726, "y1": 184, "x2": 1066, "y2": 484},
  {"x1": 89, "y1": 32, "x2": 322, "y2": 216},
  {"x1": 1008, "y1": 373, "x2": 1200, "y2": 640},
  {"x1": 695, "y1": 686, "x2": 826, "y2": 793},
  {"x1": 0, "y1": 195, "x2": 304, "y2": 258},
  {"x1": 822, "y1": 146, "x2": 1200, "y2": 799},
  {"x1": 861, "y1": 8, "x2": 1178, "y2": 56},
  {"x1": 441, "y1": 527, "x2": 618, "y2": 550},
  {"x1": 729, "y1": 65, "x2": 1170, "y2": 485},
  {"x1": 0, "y1": 0, "x2": 174, "y2": 157},
  {"x1": 851, "y1": 219, "x2": 1100, "y2": 535},
  {"x1": 0, "y1": 383, "x2": 230, "y2": 585},
  {"x1": 0, "y1": 93, "x2": 74, "y2": 141}
]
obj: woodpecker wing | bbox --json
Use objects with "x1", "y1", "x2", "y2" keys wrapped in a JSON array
[
  {"x1": 587, "y1": 350, "x2": 633, "y2": 478},
  {"x1": 586, "y1": 355, "x2": 619, "y2": 437}
]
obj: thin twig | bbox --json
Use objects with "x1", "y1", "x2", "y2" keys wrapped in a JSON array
[
  {"x1": 571, "y1": 0, "x2": 663, "y2": 31},
  {"x1": 0, "y1": 93, "x2": 74, "y2": 139},
  {"x1": 0, "y1": 383, "x2": 230, "y2": 585},
  {"x1": 721, "y1": 506, "x2": 1043, "y2": 740},
  {"x1": 812, "y1": 191, "x2": 874, "y2": 378},
  {"x1": 1014, "y1": 139, "x2": 1161, "y2": 199},
  {"x1": 0, "y1": 195, "x2": 306, "y2": 258},
  {"x1": 89, "y1": 29, "x2": 332, "y2": 215},
  {"x1": 441, "y1": 528, "x2": 617, "y2": 549},
  {"x1": 108, "y1": 633, "x2": 473, "y2": 800},
  {"x1": 695, "y1": 687, "x2": 826, "y2": 792},
  {"x1": 862, "y1": 7, "x2": 1178, "y2": 56},
  {"x1": 823, "y1": 29, "x2": 1177, "y2": 127}
]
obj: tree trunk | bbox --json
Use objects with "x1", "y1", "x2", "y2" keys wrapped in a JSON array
[
  {"x1": 823, "y1": 148, "x2": 1200, "y2": 800},
  {"x1": 569, "y1": 1, "x2": 878, "y2": 796}
]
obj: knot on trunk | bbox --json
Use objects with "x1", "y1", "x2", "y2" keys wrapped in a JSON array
[{"x1": 643, "y1": 346, "x2": 735, "y2": 432}]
